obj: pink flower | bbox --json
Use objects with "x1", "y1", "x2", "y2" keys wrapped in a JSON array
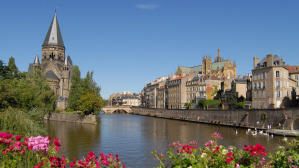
[
  {"x1": 289, "y1": 156, "x2": 293, "y2": 163},
  {"x1": 205, "y1": 140, "x2": 215, "y2": 147}
]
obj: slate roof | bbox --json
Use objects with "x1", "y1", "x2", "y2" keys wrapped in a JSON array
[
  {"x1": 259, "y1": 55, "x2": 285, "y2": 67},
  {"x1": 45, "y1": 70, "x2": 60, "y2": 81},
  {"x1": 42, "y1": 12, "x2": 65, "y2": 47},
  {"x1": 179, "y1": 60, "x2": 228, "y2": 73},
  {"x1": 28, "y1": 63, "x2": 33, "y2": 73}
]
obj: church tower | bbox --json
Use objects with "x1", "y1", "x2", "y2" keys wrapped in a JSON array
[
  {"x1": 214, "y1": 47, "x2": 223, "y2": 62},
  {"x1": 33, "y1": 53, "x2": 40, "y2": 70},
  {"x1": 62, "y1": 56, "x2": 70, "y2": 98},
  {"x1": 27, "y1": 11, "x2": 74, "y2": 111},
  {"x1": 41, "y1": 11, "x2": 65, "y2": 65},
  {"x1": 202, "y1": 55, "x2": 212, "y2": 75}
]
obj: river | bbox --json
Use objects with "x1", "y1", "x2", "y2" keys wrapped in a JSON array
[{"x1": 44, "y1": 113, "x2": 292, "y2": 167}]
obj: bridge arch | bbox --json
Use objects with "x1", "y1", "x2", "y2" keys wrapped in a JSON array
[
  {"x1": 112, "y1": 109, "x2": 128, "y2": 113},
  {"x1": 291, "y1": 117, "x2": 299, "y2": 130},
  {"x1": 102, "y1": 106, "x2": 132, "y2": 114}
]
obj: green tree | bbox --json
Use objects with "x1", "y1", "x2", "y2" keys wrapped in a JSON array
[
  {"x1": 68, "y1": 65, "x2": 83, "y2": 111},
  {"x1": 184, "y1": 102, "x2": 192, "y2": 109},
  {"x1": 229, "y1": 80, "x2": 237, "y2": 109},
  {"x1": 236, "y1": 102, "x2": 245, "y2": 109},
  {"x1": 78, "y1": 91, "x2": 102, "y2": 115},
  {"x1": 0, "y1": 60, "x2": 9, "y2": 79},
  {"x1": 7, "y1": 56, "x2": 19, "y2": 78}
]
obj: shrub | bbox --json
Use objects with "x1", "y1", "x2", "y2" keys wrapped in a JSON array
[
  {"x1": 54, "y1": 109, "x2": 62, "y2": 113},
  {"x1": 236, "y1": 102, "x2": 245, "y2": 109},
  {"x1": 0, "y1": 108, "x2": 46, "y2": 137},
  {"x1": 198, "y1": 100, "x2": 221, "y2": 109}
]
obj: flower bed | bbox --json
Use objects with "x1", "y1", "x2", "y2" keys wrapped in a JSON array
[
  {"x1": 152, "y1": 132, "x2": 299, "y2": 167},
  {"x1": 0, "y1": 132, "x2": 126, "y2": 168}
]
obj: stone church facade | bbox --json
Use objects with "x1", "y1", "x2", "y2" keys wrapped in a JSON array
[
  {"x1": 28, "y1": 12, "x2": 73, "y2": 110},
  {"x1": 175, "y1": 48, "x2": 237, "y2": 79}
]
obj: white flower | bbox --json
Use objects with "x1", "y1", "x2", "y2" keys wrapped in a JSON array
[
  {"x1": 222, "y1": 149, "x2": 228, "y2": 155},
  {"x1": 201, "y1": 153, "x2": 207, "y2": 158},
  {"x1": 278, "y1": 146, "x2": 285, "y2": 150}
]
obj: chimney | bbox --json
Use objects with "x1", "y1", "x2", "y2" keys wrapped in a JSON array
[
  {"x1": 266, "y1": 54, "x2": 273, "y2": 67},
  {"x1": 253, "y1": 57, "x2": 259, "y2": 68}
]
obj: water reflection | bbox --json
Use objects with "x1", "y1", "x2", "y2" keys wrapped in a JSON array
[
  {"x1": 44, "y1": 114, "x2": 292, "y2": 168},
  {"x1": 44, "y1": 119, "x2": 100, "y2": 160}
]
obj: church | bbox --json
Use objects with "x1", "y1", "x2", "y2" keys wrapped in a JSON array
[
  {"x1": 28, "y1": 12, "x2": 73, "y2": 110},
  {"x1": 175, "y1": 48, "x2": 237, "y2": 79}
]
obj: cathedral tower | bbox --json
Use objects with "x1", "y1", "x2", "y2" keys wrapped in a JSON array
[
  {"x1": 202, "y1": 55, "x2": 212, "y2": 75},
  {"x1": 41, "y1": 11, "x2": 65, "y2": 64}
]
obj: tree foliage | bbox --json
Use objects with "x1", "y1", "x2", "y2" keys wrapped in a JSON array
[
  {"x1": 78, "y1": 91, "x2": 102, "y2": 115},
  {"x1": 7, "y1": 56, "x2": 19, "y2": 78},
  {"x1": 229, "y1": 80, "x2": 237, "y2": 109},
  {"x1": 0, "y1": 65, "x2": 57, "y2": 113},
  {"x1": 0, "y1": 60, "x2": 9, "y2": 79},
  {"x1": 198, "y1": 99, "x2": 221, "y2": 109},
  {"x1": 236, "y1": 102, "x2": 245, "y2": 109},
  {"x1": 68, "y1": 66, "x2": 83, "y2": 111},
  {"x1": 206, "y1": 84, "x2": 214, "y2": 100},
  {"x1": 69, "y1": 69, "x2": 103, "y2": 114}
]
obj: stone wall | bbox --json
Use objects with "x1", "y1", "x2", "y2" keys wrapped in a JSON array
[
  {"x1": 131, "y1": 107, "x2": 299, "y2": 129},
  {"x1": 44, "y1": 113, "x2": 97, "y2": 124}
]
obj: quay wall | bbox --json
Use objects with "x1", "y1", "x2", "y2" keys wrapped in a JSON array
[
  {"x1": 44, "y1": 113, "x2": 97, "y2": 124},
  {"x1": 131, "y1": 107, "x2": 299, "y2": 129}
]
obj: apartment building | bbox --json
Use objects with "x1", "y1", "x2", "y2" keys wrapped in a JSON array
[
  {"x1": 167, "y1": 73, "x2": 197, "y2": 109},
  {"x1": 252, "y1": 54, "x2": 291, "y2": 109},
  {"x1": 186, "y1": 74, "x2": 223, "y2": 103},
  {"x1": 142, "y1": 77, "x2": 168, "y2": 108}
]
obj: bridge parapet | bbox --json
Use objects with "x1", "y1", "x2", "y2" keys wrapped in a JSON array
[{"x1": 102, "y1": 106, "x2": 132, "y2": 114}]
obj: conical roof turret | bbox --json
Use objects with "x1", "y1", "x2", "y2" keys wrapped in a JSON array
[
  {"x1": 34, "y1": 53, "x2": 40, "y2": 64},
  {"x1": 42, "y1": 12, "x2": 65, "y2": 47},
  {"x1": 64, "y1": 55, "x2": 68, "y2": 66}
]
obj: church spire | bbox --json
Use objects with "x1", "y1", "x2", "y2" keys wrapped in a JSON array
[
  {"x1": 215, "y1": 46, "x2": 222, "y2": 62},
  {"x1": 34, "y1": 53, "x2": 40, "y2": 64},
  {"x1": 42, "y1": 11, "x2": 65, "y2": 47}
]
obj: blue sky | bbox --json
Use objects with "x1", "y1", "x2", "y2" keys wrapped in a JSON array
[{"x1": 1, "y1": 0, "x2": 299, "y2": 99}]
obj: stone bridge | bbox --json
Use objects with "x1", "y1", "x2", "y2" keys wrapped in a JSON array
[{"x1": 102, "y1": 106, "x2": 132, "y2": 114}]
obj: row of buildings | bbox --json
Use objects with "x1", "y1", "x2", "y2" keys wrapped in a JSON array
[
  {"x1": 141, "y1": 50, "x2": 299, "y2": 109},
  {"x1": 108, "y1": 91, "x2": 141, "y2": 106}
]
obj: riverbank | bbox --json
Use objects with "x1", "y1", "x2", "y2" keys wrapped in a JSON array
[
  {"x1": 131, "y1": 107, "x2": 299, "y2": 137},
  {"x1": 44, "y1": 113, "x2": 97, "y2": 124}
]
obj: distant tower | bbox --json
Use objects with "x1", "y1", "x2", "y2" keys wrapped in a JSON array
[
  {"x1": 202, "y1": 55, "x2": 212, "y2": 75},
  {"x1": 215, "y1": 46, "x2": 222, "y2": 62},
  {"x1": 62, "y1": 56, "x2": 70, "y2": 98},
  {"x1": 33, "y1": 53, "x2": 40, "y2": 69},
  {"x1": 41, "y1": 11, "x2": 65, "y2": 64}
]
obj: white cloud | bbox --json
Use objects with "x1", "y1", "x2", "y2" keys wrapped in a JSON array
[{"x1": 135, "y1": 4, "x2": 158, "y2": 10}]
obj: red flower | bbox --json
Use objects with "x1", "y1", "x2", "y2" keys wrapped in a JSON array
[
  {"x1": 53, "y1": 137, "x2": 61, "y2": 151},
  {"x1": 15, "y1": 135, "x2": 21, "y2": 141}
]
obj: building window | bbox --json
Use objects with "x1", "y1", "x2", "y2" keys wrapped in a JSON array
[
  {"x1": 297, "y1": 82, "x2": 299, "y2": 87},
  {"x1": 276, "y1": 91, "x2": 280, "y2": 98},
  {"x1": 296, "y1": 75, "x2": 299, "y2": 80},
  {"x1": 258, "y1": 92, "x2": 261, "y2": 98},
  {"x1": 263, "y1": 91, "x2": 266, "y2": 98},
  {"x1": 276, "y1": 71, "x2": 280, "y2": 78},
  {"x1": 276, "y1": 81, "x2": 281, "y2": 87},
  {"x1": 254, "y1": 83, "x2": 256, "y2": 90},
  {"x1": 262, "y1": 72, "x2": 266, "y2": 79}
]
